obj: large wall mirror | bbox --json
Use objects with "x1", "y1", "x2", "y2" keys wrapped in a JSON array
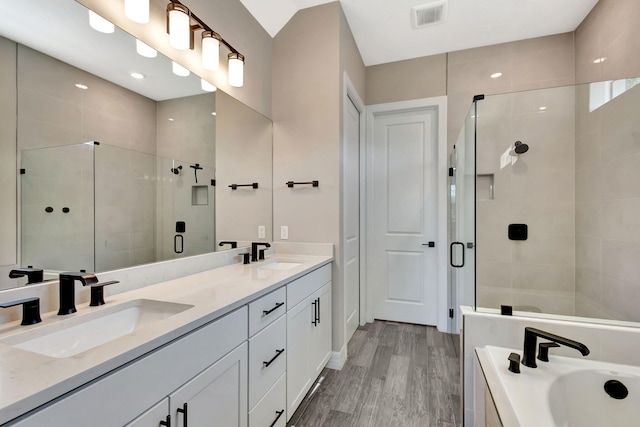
[{"x1": 0, "y1": 0, "x2": 272, "y2": 289}]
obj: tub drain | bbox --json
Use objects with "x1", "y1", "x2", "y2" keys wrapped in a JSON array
[{"x1": 604, "y1": 379, "x2": 628, "y2": 399}]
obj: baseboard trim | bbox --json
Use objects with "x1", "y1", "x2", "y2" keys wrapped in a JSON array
[{"x1": 326, "y1": 345, "x2": 347, "y2": 370}]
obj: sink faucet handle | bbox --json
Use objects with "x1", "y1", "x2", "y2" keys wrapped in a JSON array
[
  {"x1": 507, "y1": 352, "x2": 521, "y2": 374},
  {"x1": 0, "y1": 297, "x2": 42, "y2": 325},
  {"x1": 537, "y1": 342, "x2": 561, "y2": 362},
  {"x1": 89, "y1": 280, "x2": 120, "y2": 307}
]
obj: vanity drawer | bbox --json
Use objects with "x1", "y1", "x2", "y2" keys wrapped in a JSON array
[
  {"x1": 249, "y1": 315, "x2": 286, "y2": 409},
  {"x1": 248, "y1": 286, "x2": 286, "y2": 337},
  {"x1": 249, "y1": 373, "x2": 286, "y2": 427},
  {"x1": 286, "y1": 264, "x2": 331, "y2": 309}
]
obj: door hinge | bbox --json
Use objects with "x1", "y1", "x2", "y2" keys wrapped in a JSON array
[{"x1": 448, "y1": 308, "x2": 454, "y2": 319}]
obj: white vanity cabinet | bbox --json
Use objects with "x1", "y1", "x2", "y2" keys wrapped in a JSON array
[
  {"x1": 285, "y1": 264, "x2": 332, "y2": 421},
  {"x1": 125, "y1": 398, "x2": 169, "y2": 427},
  {"x1": 9, "y1": 307, "x2": 248, "y2": 427}
]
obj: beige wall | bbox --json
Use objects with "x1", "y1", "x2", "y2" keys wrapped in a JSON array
[
  {"x1": 216, "y1": 90, "x2": 273, "y2": 244},
  {"x1": 0, "y1": 37, "x2": 17, "y2": 282},
  {"x1": 273, "y1": 2, "x2": 348, "y2": 354},
  {"x1": 366, "y1": 54, "x2": 447, "y2": 105},
  {"x1": 78, "y1": 0, "x2": 273, "y2": 118},
  {"x1": 575, "y1": 0, "x2": 640, "y2": 84}
]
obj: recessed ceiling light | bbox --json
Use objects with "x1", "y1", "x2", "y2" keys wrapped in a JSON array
[
  {"x1": 168, "y1": 118, "x2": 175, "y2": 121},
  {"x1": 538, "y1": 106, "x2": 547, "y2": 111},
  {"x1": 75, "y1": 83, "x2": 89, "y2": 90},
  {"x1": 490, "y1": 72, "x2": 502, "y2": 79},
  {"x1": 211, "y1": 112, "x2": 217, "y2": 116},
  {"x1": 593, "y1": 57, "x2": 606, "y2": 64},
  {"x1": 130, "y1": 72, "x2": 145, "y2": 79}
]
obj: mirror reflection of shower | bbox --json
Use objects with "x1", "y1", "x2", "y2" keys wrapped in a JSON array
[{"x1": 170, "y1": 165, "x2": 183, "y2": 175}]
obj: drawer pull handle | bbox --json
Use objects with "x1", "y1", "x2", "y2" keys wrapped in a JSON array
[
  {"x1": 263, "y1": 348, "x2": 285, "y2": 368},
  {"x1": 177, "y1": 403, "x2": 188, "y2": 427},
  {"x1": 160, "y1": 414, "x2": 171, "y2": 427},
  {"x1": 270, "y1": 410, "x2": 285, "y2": 427},
  {"x1": 263, "y1": 301, "x2": 285, "y2": 316}
]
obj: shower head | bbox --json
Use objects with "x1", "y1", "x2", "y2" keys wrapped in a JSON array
[
  {"x1": 514, "y1": 141, "x2": 529, "y2": 154},
  {"x1": 171, "y1": 165, "x2": 183, "y2": 175}
]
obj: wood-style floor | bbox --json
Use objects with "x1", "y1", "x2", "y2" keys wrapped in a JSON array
[{"x1": 287, "y1": 320, "x2": 462, "y2": 427}]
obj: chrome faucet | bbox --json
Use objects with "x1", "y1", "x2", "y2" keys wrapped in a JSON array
[
  {"x1": 57, "y1": 272, "x2": 99, "y2": 315},
  {"x1": 521, "y1": 327, "x2": 590, "y2": 368}
]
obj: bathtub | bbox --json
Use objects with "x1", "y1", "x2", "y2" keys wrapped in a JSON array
[{"x1": 476, "y1": 345, "x2": 640, "y2": 426}]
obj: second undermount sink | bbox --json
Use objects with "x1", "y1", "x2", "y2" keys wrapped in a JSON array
[
  {"x1": 0, "y1": 299, "x2": 193, "y2": 358},
  {"x1": 257, "y1": 261, "x2": 303, "y2": 270}
]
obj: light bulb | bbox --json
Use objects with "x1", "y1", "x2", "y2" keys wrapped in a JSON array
[
  {"x1": 172, "y1": 61, "x2": 190, "y2": 77},
  {"x1": 125, "y1": 0, "x2": 149, "y2": 24},
  {"x1": 168, "y1": 4, "x2": 190, "y2": 50},
  {"x1": 89, "y1": 10, "x2": 115, "y2": 34},
  {"x1": 228, "y1": 53, "x2": 244, "y2": 88},
  {"x1": 136, "y1": 39, "x2": 157, "y2": 58},
  {"x1": 202, "y1": 31, "x2": 220, "y2": 71}
]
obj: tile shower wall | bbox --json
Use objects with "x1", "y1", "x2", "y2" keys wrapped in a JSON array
[
  {"x1": 0, "y1": 37, "x2": 17, "y2": 281},
  {"x1": 574, "y1": 83, "x2": 640, "y2": 321},
  {"x1": 475, "y1": 87, "x2": 576, "y2": 315}
]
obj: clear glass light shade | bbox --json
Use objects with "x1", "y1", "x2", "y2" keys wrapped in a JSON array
[
  {"x1": 172, "y1": 61, "x2": 190, "y2": 77},
  {"x1": 89, "y1": 10, "x2": 115, "y2": 34},
  {"x1": 228, "y1": 53, "x2": 244, "y2": 87},
  {"x1": 125, "y1": 0, "x2": 149, "y2": 24},
  {"x1": 168, "y1": 5, "x2": 190, "y2": 50},
  {"x1": 136, "y1": 39, "x2": 157, "y2": 58},
  {"x1": 201, "y1": 79, "x2": 217, "y2": 92},
  {"x1": 202, "y1": 33, "x2": 220, "y2": 71}
]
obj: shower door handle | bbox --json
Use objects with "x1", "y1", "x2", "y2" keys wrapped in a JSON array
[
  {"x1": 450, "y1": 242, "x2": 464, "y2": 268},
  {"x1": 174, "y1": 235, "x2": 184, "y2": 254}
]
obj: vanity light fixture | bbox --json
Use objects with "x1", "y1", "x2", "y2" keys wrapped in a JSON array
[
  {"x1": 125, "y1": 0, "x2": 149, "y2": 24},
  {"x1": 136, "y1": 39, "x2": 157, "y2": 58},
  {"x1": 202, "y1": 31, "x2": 221, "y2": 71},
  {"x1": 130, "y1": 72, "x2": 145, "y2": 79},
  {"x1": 89, "y1": 10, "x2": 115, "y2": 34},
  {"x1": 201, "y1": 79, "x2": 217, "y2": 92},
  {"x1": 167, "y1": 3, "x2": 191, "y2": 50},
  {"x1": 228, "y1": 53, "x2": 244, "y2": 87},
  {"x1": 166, "y1": 0, "x2": 245, "y2": 87},
  {"x1": 172, "y1": 61, "x2": 190, "y2": 77}
]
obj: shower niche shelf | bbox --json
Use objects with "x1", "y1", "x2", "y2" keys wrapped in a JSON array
[{"x1": 192, "y1": 186, "x2": 209, "y2": 206}]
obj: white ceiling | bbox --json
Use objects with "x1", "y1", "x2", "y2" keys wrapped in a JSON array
[{"x1": 238, "y1": 0, "x2": 599, "y2": 66}]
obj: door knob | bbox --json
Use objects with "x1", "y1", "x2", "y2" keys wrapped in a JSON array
[{"x1": 422, "y1": 242, "x2": 435, "y2": 247}]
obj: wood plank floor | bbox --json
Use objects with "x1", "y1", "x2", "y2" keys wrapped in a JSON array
[{"x1": 287, "y1": 320, "x2": 461, "y2": 427}]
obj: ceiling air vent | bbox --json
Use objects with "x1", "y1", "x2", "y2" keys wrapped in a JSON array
[{"x1": 411, "y1": 1, "x2": 448, "y2": 29}]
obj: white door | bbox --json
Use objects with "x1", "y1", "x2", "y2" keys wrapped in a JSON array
[
  {"x1": 344, "y1": 94, "x2": 361, "y2": 341},
  {"x1": 370, "y1": 107, "x2": 439, "y2": 325}
]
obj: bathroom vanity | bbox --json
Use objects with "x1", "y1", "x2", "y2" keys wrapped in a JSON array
[{"x1": 0, "y1": 254, "x2": 332, "y2": 426}]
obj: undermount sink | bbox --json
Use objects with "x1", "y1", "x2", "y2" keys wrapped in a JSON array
[
  {"x1": 0, "y1": 299, "x2": 193, "y2": 358},
  {"x1": 256, "y1": 261, "x2": 303, "y2": 270}
]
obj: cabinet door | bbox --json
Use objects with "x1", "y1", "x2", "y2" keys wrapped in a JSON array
[
  {"x1": 170, "y1": 343, "x2": 248, "y2": 427},
  {"x1": 125, "y1": 398, "x2": 169, "y2": 427},
  {"x1": 286, "y1": 299, "x2": 312, "y2": 420},
  {"x1": 309, "y1": 283, "x2": 332, "y2": 379}
]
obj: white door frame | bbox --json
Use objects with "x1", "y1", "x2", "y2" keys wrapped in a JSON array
[
  {"x1": 342, "y1": 72, "x2": 367, "y2": 337},
  {"x1": 364, "y1": 96, "x2": 449, "y2": 332}
]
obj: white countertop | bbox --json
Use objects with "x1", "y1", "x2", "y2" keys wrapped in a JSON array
[{"x1": 0, "y1": 253, "x2": 332, "y2": 425}]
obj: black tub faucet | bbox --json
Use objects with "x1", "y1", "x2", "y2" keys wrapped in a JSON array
[
  {"x1": 58, "y1": 272, "x2": 99, "y2": 315},
  {"x1": 521, "y1": 327, "x2": 590, "y2": 368},
  {"x1": 9, "y1": 267, "x2": 44, "y2": 284},
  {"x1": 251, "y1": 242, "x2": 271, "y2": 262}
]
